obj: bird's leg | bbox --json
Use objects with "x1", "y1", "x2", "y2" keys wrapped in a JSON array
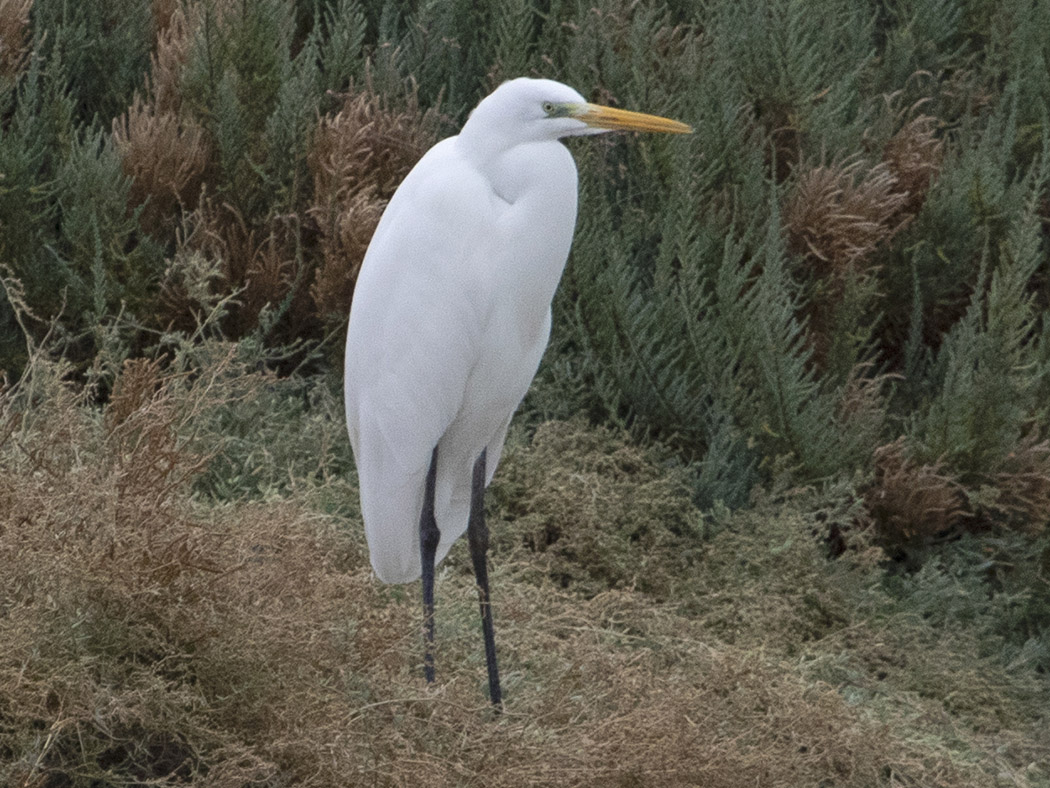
[
  {"x1": 420, "y1": 446, "x2": 440, "y2": 684},
  {"x1": 467, "y1": 448, "x2": 502, "y2": 709}
]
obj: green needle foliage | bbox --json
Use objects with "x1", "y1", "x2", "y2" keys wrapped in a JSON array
[
  {"x1": 0, "y1": 0, "x2": 1047, "y2": 535},
  {"x1": 2, "y1": 1, "x2": 1050, "y2": 783}
]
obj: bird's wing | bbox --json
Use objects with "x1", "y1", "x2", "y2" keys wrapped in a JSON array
[
  {"x1": 344, "y1": 140, "x2": 505, "y2": 582},
  {"x1": 345, "y1": 138, "x2": 498, "y2": 484}
]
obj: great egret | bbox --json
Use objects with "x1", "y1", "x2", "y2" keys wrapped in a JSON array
[{"x1": 344, "y1": 77, "x2": 690, "y2": 707}]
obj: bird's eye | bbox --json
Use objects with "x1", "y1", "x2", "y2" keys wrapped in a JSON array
[{"x1": 542, "y1": 101, "x2": 556, "y2": 115}]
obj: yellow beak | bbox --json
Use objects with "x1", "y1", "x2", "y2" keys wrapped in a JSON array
[{"x1": 574, "y1": 103, "x2": 693, "y2": 134}]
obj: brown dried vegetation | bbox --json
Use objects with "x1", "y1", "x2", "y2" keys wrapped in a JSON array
[
  {"x1": 108, "y1": 0, "x2": 447, "y2": 343},
  {"x1": 883, "y1": 114, "x2": 944, "y2": 217},
  {"x1": 178, "y1": 198, "x2": 312, "y2": 340},
  {"x1": 988, "y1": 434, "x2": 1050, "y2": 532},
  {"x1": 861, "y1": 433, "x2": 1050, "y2": 553},
  {"x1": 786, "y1": 157, "x2": 909, "y2": 276},
  {"x1": 0, "y1": 351, "x2": 1042, "y2": 786},
  {"x1": 0, "y1": 354, "x2": 362, "y2": 785},
  {"x1": 785, "y1": 111, "x2": 944, "y2": 369},
  {"x1": 864, "y1": 437, "x2": 969, "y2": 545},
  {"x1": 863, "y1": 431, "x2": 1050, "y2": 547},
  {"x1": 113, "y1": 2, "x2": 208, "y2": 245},
  {"x1": 151, "y1": 0, "x2": 179, "y2": 38},
  {"x1": 0, "y1": 0, "x2": 32, "y2": 80},
  {"x1": 490, "y1": 419, "x2": 700, "y2": 598},
  {"x1": 149, "y1": 1, "x2": 194, "y2": 116},
  {"x1": 785, "y1": 156, "x2": 910, "y2": 366},
  {"x1": 113, "y1": 95, "x2": 210, "y2": 237},
  {"x1": 307, "y1": 88, "x2": 440, "y2": 326}
]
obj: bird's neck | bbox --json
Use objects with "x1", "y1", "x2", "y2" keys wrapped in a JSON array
[
  {"x1": 456, "y1": 137, "x2": 570, "y2": 207},
  {"x1": 453, "y1": 127, "x2": 511, "y2": 171}
]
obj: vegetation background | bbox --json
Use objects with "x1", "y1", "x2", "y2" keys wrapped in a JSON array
[{"x1": 1, "y1": 0, "x2": 1048, "y2": 784}]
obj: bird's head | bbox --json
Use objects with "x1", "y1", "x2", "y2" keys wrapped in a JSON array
[{"x1": 461, "y1": 78, "x2": 692, "y2": 147}]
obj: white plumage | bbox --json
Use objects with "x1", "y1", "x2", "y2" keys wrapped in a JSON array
[{"x1": 345, "y1": 79, "x2": 585, "y2": 582}]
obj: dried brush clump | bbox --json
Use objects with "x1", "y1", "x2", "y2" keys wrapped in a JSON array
[
  {"x1": 0, "y1": 0, "x2": 31, "y2": 80},
  {"x1": 151, "y1": 0, "x2": 179, "y2": 38},
  {"x1": 864, "y1": 437, "x2": 969, "y2": 547},
  {"x1": 113, "y1": 2, "x2": 208, "y2": 238},
  {"x1": 149, "y1": 0, "x2": 193, "y2": 115},
  {"x1": 104, "y1": 356, "x2": 214, "y2": 515},
  {"x1": 786, "y1": 156, "x2": 910, "y2": 275},
  {"x1": 883, "y1": 113, "x2": 944, "y2": 216},
  {"x1": 113, "y1": 95, "x2": 210, "y2": 237},
  {"x1": 986, "y1": 433, "x2": 1050, "y2": 532},
  {"x1": 180, "y1": 198, "x2": 314, "y2": 341},
  {"x1": 489, "y1": 419, "x2": 701, "y2": 598},
  {"x1": 864, "y1": 431, "x2": 1050, "y2": 547},
  {"x1": 308, "y1": 88, "x2": 441, "y2": 326},
  {"x1": 309, "y1": 185, "x2": 384, "y2": 327},
  {"x1": 0, "y1": 346, "x2": 369, "y2": 786},
  {"x1": 785, "y1": 146, "x2": 936, "y2": 368}
]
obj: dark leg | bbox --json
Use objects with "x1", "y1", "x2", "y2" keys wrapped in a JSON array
[
  {"x1": 420, "y1": 446, "x2": 440, "y2": 683},
  {"x1": 468, "y1": 448, "x2": 502, "y2": 709}
]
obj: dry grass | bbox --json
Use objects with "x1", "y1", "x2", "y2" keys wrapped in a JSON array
[
  {"x1": 489, "y1": 419, "x2": 701, "y2": 599},
  {"x1": 0, "y1": 355, "x2": 1046, "y2": 787}
]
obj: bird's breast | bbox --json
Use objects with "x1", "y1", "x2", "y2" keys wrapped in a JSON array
[{"x1": 480, "y1": 141, "x2": 578, "y2": 329}]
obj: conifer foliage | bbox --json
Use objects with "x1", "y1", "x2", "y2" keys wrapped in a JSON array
[
  {"x1": 0, "y1": 0, "x2": 1047, "y2": 538},
  {"x1": 1, "y1": 0, "x2": 1049, "y2": 783}
]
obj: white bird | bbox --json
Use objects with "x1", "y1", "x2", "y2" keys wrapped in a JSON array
[{"x1": 344, "y1": 77, "x2": 691, "y2": 706}]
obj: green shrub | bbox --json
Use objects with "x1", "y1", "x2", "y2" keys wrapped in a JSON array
[{"x1": 0, "y1": 8, "x2": 1048, "y2": 752}]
